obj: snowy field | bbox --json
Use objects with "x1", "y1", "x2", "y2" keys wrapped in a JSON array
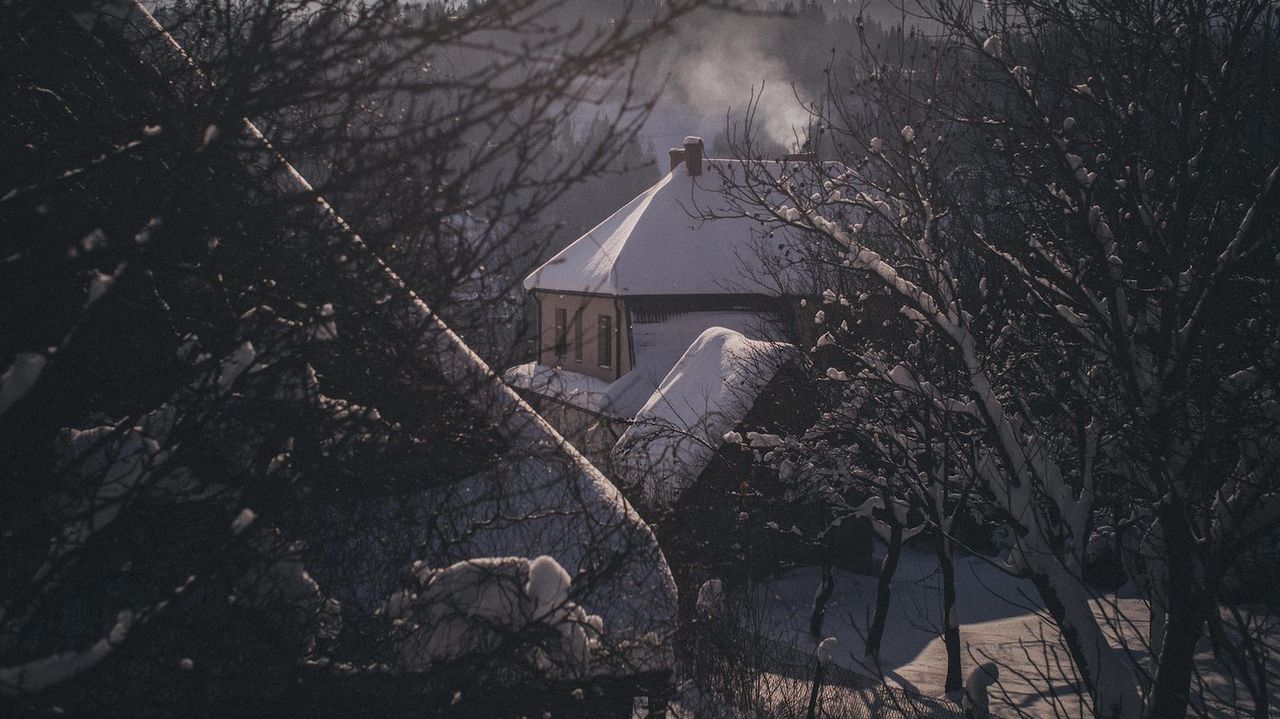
[{"x1": 749, "y1": 547, "x2": 1278, "y2": 717}]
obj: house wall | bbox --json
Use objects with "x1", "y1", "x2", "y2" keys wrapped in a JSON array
[{"x1": 534, "y1": 290, "x2": 632, "y2": 381}]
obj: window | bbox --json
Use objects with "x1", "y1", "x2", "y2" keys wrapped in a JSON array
[
  {"x1": 597, "y1": 315, "x2": 613, "y2": 368},
  {"x1": 573, "y1": 311, "x2": 583, "y2": 362},
  {"x1": 554, "y1": 307, "x2": 567, "y2": 358}
]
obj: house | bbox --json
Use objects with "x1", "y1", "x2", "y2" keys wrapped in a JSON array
[
  {"x1": 505, "y1": 136, "x2": 828, "y2": 471},
  {"x1": 504, "y1": 139, "x2": 878, "y2": 605}
]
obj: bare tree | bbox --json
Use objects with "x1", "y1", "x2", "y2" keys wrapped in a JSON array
[
  {"x1": 713, "y1": 0, "x2": 1280, "y2": 716},
  {"x1": 744, "y1": 325, "x2": 980, "y2": 693},
  {"x1": 0, "y1": 0, "x2": 710, "y2": 715}
]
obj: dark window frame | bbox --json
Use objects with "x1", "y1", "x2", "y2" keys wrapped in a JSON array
[
  {"x1": 554, "y1": 307, "x2": 568, "y2": 358},
  {"x1": 597, "y1": 314, "x2": 613, "y2": 368},
  {"x1": 573, "y1": 311, "x2": 583, "y2": 362}
]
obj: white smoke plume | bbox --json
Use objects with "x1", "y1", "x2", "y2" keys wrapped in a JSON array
[
  {"x1": 669, "y1": 29, "x2": 814, "y2": 152},
  {"x1": 614, "y1": 9, "x2": 818, "y2": 157}
]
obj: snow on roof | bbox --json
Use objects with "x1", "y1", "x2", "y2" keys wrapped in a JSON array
[
  {"x1": 389, "y1": 555, "x2": 605, "y2": 678},
  {"x1": 293, "y1": 197, "x2": 679, "y2": 673},
  {"x1": 504, "y1": 362, "x2": 615, "y2": 414},
  {"x1": 405, "y1": 452, "x2": 675, "y2": 675},
  {"x1": 504, "y1": 310, "x2": 783, "y2": 419},
  {"x1": 523, "y1": 159, "x2": 830, "y2": 296},
  {"x1": 619, "y1": 310, "x2": 785, "y2": 416},
  {"x1": 346, "y1": 292, "x2": 677, "y2": 672},
  {"x1": 612, "y1": 327, "x2": 798, "y2": 510}
]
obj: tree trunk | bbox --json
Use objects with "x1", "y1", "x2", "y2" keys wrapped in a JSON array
[
  {"x1": 810, "y1": 563, "x2": 835, "y2": 640},
  {"x1": 866, "y1": 518, "x2": 902, "y2": 661},
  {"x1": 935, "y1": 536, "x2": 963, "y2": 693},
  {"x1": 1138, "y1": 520, "x2": 1168, "y2": 663},
  {"x1": 1025, "y1": 550, "x2": 1142, "y2": 719},
  {"x1": 805, "y1": 662, "x2": 825, "y2": 719},
  {"x1": 1146, "y1": 516, "x2": 1209, "y2": 718},
  {"x1": 960, "y1": 350, "x2": 1140, "y2": 717}
]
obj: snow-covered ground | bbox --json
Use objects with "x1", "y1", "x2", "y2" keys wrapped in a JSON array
[{"x1": 750, "y1": 546, "x2": 1278, "y2": 717}]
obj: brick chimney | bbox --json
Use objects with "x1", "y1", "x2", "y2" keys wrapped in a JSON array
[
  {"x1": 683, "y1": 136, "x2": 704, "y2": 176},
  {"x1": 668, "y1": 147, "x2": 686, "y2": 173}
]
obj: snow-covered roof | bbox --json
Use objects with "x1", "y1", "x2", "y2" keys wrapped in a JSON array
[
  {"x1": 399, "y1": 449, "x2": 674, "y2": 675},
  {"x1": 523, "y1": 159, "x2": 829, "y2": 296},
  {"x1": 612, "y1": 327, "x2": 798, "y2": 509},
  {"x1": 335, "y1": 276, "x2": 678, "y2": 674},
  {"x1": 504, "y1": 310, "x2": 783, "y2": 419}
]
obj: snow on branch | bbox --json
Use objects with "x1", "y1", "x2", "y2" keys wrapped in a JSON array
[
  {"x1": 0, "y1": 352, "x2": 46, "y2": 418},
  {"x1": 0, "y1": 610, "x2": 134, "y2": 695}
]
